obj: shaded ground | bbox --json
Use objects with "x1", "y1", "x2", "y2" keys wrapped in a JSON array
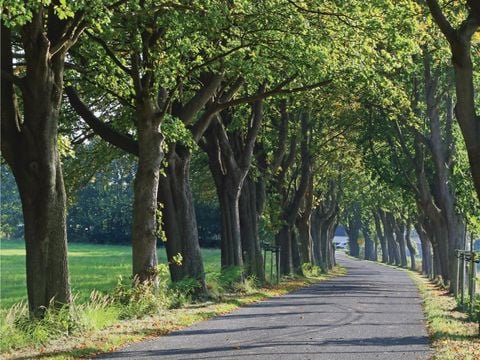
[{"x1": 99, "y1": 253, "x2": 431, "y2": 359}]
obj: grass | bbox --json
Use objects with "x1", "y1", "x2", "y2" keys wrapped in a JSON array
[
  {"x1": 408, "y1": 271, "x2": 480, "y2": 360},
  {"x1": 0, "y1": 239, "x2": 220, "y2": 309},
  {"x1": 0, "y1": 239, "x2": 347, "y2": 359}
]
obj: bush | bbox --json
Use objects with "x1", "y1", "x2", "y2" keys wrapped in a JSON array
[{"x1": 301, "y1": 263, "x2": 321, "y2": 277}]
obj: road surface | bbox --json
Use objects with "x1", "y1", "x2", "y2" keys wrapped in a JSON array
[{"x1": 99, "y1": 253, "x2": 431, "y2": 359}]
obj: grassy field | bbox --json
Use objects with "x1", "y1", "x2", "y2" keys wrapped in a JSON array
[{"x1": 0, "y1": 239, "x2": 221, "y2": 309}]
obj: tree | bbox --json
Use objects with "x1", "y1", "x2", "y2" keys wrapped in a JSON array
[
  {"x1": 1, "y1": 1, "x2": 98, "y2": 316},
  {"x1": 425, "y1": 0, "x2": 480, "y2": 202}
]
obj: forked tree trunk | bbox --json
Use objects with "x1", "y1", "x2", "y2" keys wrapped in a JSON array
[
  {"x1": 158, "y1": 146, "x2": 206, "y2": 291},
  {"x1": 1, "y1": 21, "x2": 73, "y2": 317},
  {"x1": 383, "y1": 213, "x2": 400, "y2": 265},
  {"x1": 426, "y1": 0, "x2": 480, "y2": 201}
]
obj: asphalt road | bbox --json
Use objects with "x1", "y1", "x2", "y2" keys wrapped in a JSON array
[{"x1": 99, "y1": 253, "x2": 431, "y2": 359}]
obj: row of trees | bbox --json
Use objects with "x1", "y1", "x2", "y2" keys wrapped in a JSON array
[{"x1": 1, "y1": 0, "x2": 479, "y2": 317}]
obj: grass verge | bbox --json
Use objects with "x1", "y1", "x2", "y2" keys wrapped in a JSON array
[
  {"x1": 408, "y1": 271, "x2": 480, "y2": 360},
  {"x1": 1, "y1": 266, "x2": 346, "y2": 360}
]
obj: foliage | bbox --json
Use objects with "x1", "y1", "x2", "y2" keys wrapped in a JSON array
[
  {"x1": 301, "y1": 263, "x2": 322, "y2": 277},
  {"x1": 0, "y1": 166, "x2": 22, "y2": 238}
]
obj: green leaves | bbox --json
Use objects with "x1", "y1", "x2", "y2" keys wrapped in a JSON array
[
  {"x1": 54, "y1": 0, "x2": 74, "y2": 20},
  {"x1": 162, "y1": 114, "x2": 196, "y2": 149}
]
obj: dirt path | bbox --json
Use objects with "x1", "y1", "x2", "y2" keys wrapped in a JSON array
[{"x1": 99, "y1": 253, "x2": 431, "y2": 359}]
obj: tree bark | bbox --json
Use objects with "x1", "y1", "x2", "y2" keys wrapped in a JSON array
[
  {"x1": 131, "y1": 100, "x2": 164, "y2": 284},
  {"x1": 426, "y1": 0, "x2": 480, "y2": 201},
  {"x1": 345, "y1": 203, "x2": 361, "y2": 258},
  {"x1": 239, "y1": 174, "x2": 265, "y2": 281},
  {"x1": 296, "y1": 175, "x2": 314, "y2": 265},
  {"x1": 416, "y1": 223, "x2": 433, "y2": 277},
  {"x1": 405, "y1": 221, "x2": 417, "y2": 271},
  {"x1": 0, "y1": 13, "x2": 83, "y2": 316},
  {"x1": 363, "y1": 224, "x2": 375, "y2": 261},
  {"x1": 202, "y1": 92, "x2": 265, "y2": 271},
  {"x1": 158, "y1": 145, "x2": 206, "y2": 291},
  {"x1": 374, "y1": 210, "x2": 388, "y2": 263},
  {"x1": 393, "y1": 219, "x2": 408, "y2": 268},
  {"x1": 382, "y1": 212, "x2": 400, "y2": 265}
]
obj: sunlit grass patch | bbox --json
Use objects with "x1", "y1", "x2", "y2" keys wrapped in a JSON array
[
  {"x1": 408, "y1": 271, "x2": 480, "y2": 359},
  {"x1": 0, "y1": 240, "x2": 222, "y2": 308}
]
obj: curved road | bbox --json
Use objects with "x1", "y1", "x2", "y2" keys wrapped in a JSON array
[{"x1": 99, "y1": 253, "x2": 431, "y2": 359}]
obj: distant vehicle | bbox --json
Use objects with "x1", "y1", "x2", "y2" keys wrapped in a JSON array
[{"x1": 333, "y1": 235, "x2": 348, "y2": 250}]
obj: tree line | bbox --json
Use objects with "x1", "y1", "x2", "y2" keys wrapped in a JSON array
[{"x1": 1, "y1": 0, "x2": 479, "y2": 318}]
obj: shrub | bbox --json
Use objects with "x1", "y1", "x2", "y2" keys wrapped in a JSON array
[{"x1": 301, "y1": 263, "x2": 321, "y2": 277}]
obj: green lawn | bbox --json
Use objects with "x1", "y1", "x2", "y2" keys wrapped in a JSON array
[{"x1": 0, "y1": 239, "x2": 221, "y2": 309}]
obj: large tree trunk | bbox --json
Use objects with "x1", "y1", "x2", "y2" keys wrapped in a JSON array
[
  {"x1": 423, "y1": 51, "x2": 464, "y2": 292},
  {"x1": 239, "y1": 175, "x2": 265, "y2": 281},
  {"x1": 131, "y1": 105, "x2": 164, "y2": 284},
  {"x1": 1, "y1": 20, "x2": 73, "y2": 317},
  {"x1": 158, "y1": 145, "x2": 206, "y2": 291}
]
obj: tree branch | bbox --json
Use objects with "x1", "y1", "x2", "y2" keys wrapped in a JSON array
[
  {"x1": 85, "y1": 30, "x2": 131, "y2": 76},
  {"x1": 215, "y1": 78, "x2": 332, "y2": 112},
  {"x1": 174, "y1": 73, "x2": 223, "y2": 125},
  {"x1": 239, "y1": 85, "x2": 265, "y2": 170},
  {"x1": 425, "y1": 0, "x2": 457, "y2": 44},
  {"x1": 65, "y1": 86, "x2": 139, "y2": 156}
]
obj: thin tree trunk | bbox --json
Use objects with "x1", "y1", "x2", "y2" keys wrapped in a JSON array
[
  {"x1": 374, "y1": 210, "x2": 388, "y2": 263},
  {"x1": 405, "y1": 221, "x2": 417, "y2": 271}
]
